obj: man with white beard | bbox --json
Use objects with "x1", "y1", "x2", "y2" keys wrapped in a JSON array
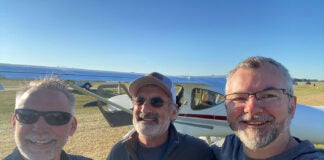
[
  {"x1": 107, "y1": 72, "x2": 215, "y2": 160},
  {"x1": 4, "y1": 77, "x2": 92, "y2": 160},
  {"x1": 212, "y1": 56, "x2": 324, "y2": 160}
]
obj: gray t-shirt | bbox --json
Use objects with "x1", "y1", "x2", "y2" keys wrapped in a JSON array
[{"x1": 212, "y1": 134, "x2": 324, "y2": 160}]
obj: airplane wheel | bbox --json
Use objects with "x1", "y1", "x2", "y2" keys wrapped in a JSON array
[{"x1": 83, "y1": 83, "x2": 92, "y2": 90}]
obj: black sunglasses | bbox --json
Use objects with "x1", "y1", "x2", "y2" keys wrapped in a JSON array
[
  {"x1": 15, "y1": 109, "x2": 72, "y2": 126},
  {"x1": 132, "y1": 97, "x2": 168, "y2": 108}
]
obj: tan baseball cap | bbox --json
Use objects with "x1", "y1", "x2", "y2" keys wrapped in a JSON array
[{"x1": 129, "y1": 72, "x2": 176, "y2": 103}]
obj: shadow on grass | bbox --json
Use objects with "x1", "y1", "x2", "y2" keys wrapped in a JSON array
[{"x1": 83, "y1": 101, "x2": 103, "y2": 107}]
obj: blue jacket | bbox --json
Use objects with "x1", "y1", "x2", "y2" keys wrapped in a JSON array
[{"x1": 107, "y1": 123, "x2": 216, "y2": 160}]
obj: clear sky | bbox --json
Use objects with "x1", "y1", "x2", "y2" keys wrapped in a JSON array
[{"x1": 1, "y1": 0, "x2": 323, "y2": 80}]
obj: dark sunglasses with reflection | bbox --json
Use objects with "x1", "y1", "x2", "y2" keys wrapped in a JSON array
[
  {"x1": 132, "y1": 97, "x2": 170, "y2": 108},
  {"x1": 15, "y1": 109, "x2": 72, "y2": 126}
]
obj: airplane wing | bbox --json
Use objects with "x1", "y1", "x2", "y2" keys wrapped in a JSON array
[
  {"x1": 0, "y1": 63, "x2": 143, "y2": 82},
  {"x1": 0, "y1": 63, "x2": 225, "y2": 91}
]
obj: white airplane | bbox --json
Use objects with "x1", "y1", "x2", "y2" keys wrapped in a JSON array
[{"x1": 1, "y1": 63, "x2": 323, "y2": 144}]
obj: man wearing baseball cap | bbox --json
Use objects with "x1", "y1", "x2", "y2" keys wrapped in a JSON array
[{"x1": 107, "y1": 72, "x2": 215, "y2": 160}]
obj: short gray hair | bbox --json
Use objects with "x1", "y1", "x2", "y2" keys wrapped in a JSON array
[
  {"x1": 15, "y1": 76, "x2": 76, "y2": 114},
  {"x1": 226, "y1": 56, "x2": 294, "y2": 95}
]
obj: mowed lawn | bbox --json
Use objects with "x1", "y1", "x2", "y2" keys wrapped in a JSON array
[{"x1": 0, "y1": 79, "x2": 323, "y2": 159}]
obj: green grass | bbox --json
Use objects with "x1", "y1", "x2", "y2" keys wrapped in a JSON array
[
  {"x1": 294, "y1": 82, "x2": 324, "y2": 106},
  {"x1": 1, "y1": 80, "x2": 323, "y2": 159}
]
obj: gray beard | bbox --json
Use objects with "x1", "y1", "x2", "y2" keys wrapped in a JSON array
[{"x1": 234, "y1": 116, "x2": 291, "y2": 151}]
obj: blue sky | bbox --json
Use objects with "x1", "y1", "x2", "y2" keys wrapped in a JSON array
[{"x1": 1, "y1": 0, "x2": 324, "y2": 80}]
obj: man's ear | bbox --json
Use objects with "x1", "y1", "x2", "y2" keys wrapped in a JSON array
[
  {"x1": 12, "y1": 114, "x2": 16, "y2": 132},
  {"x1": 170, "y1": 104, "x2": 178, "y2": 121},
  {"x1": 289, "y1": 96, "x2": 297, "y2": 118},
  {"x1": 69, "y1": 117, "x2": 78, "y2": 136}
]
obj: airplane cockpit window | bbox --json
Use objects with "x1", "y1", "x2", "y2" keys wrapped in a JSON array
[{"x1": 191, "y1": 88, "x2": 225, "y2": 110}]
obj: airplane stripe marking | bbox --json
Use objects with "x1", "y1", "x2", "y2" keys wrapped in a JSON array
[
  {"x1": 174, "y1": 121, "x2": 214, "y2": 129},
  {"x1": 178, "y1": 114, "x2": 227, "y2": 121}
]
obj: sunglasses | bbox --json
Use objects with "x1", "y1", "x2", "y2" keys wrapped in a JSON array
[
  {"x1": 132, "y1": 97, "x2": 168, "y2": 108},
  {"x1": 15, "y1": 109, "x2": 72, "y2": 126}
]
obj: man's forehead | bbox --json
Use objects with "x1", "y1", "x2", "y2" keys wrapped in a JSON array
[
  {"x1": 228, "y1": 67, "x2": 285, "y2": 91},
  {"x1": 18, "y1": 89, "x2": 69, "y2": 108},
  {"x1": 21, "y1": 88, "x2": 58, "y2": 99}
]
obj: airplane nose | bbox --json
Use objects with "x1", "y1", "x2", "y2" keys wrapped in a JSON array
[{"x1": 291, "y1": 104, "x2": 324, "y2": 143}]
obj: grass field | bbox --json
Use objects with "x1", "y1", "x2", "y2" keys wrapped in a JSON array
[{"x1": 0, "y1": 80, "x2": 323, "y2": 159}]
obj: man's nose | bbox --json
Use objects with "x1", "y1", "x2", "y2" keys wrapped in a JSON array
[
  {"x1": 140, "y1": 100, "x2": 153, "y2": 113},
  {"x1": 32, "y1": 116, "x2": 49, "y2": 131},
  {"x1": 243, "y1": 95, "x2": 263, "y2": 114}
]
